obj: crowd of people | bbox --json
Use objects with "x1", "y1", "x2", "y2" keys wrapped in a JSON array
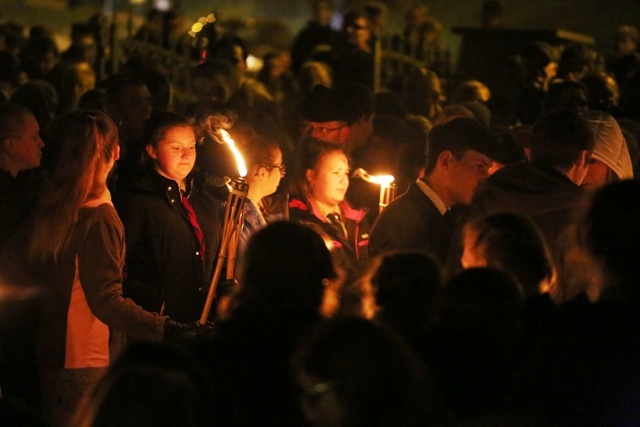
[{"x1": 1, "y1": 0, "x2": 640, "y2": 426}]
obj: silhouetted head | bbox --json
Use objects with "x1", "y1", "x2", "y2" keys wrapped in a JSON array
[{"x1": 236, "y1": 221, "x2": 336, "y2": 314}]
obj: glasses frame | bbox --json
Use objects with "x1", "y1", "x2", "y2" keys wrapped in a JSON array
[
  {"x1": 262, "y1": 163, "x2": 286, "y2": 175},
  {"x1": 304, "y1": 123, "x2": 348, "y2": 136}
]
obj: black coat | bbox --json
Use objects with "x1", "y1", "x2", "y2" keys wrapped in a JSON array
[
  {"x1": 115, "y1": 169, "x2": 222, "y2": 323},
  {"x1": 0, "y1": 167, "x2": 50, "y2": 248},
  {"x1": 369, "y1": 182, "x2": 455, "y2": 266},
  {"x1": 290, "y1": 21, "x2": 342, "y2": 73}
]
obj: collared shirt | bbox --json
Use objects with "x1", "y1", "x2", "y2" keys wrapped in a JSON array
[{"x1": 415, "y1": 178, "x2": 448, "y2": 216}]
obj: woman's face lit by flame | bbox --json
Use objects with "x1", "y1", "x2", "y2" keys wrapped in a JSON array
[
  {"x1": 146, "y1": 125, "x2": 196, "y2": 186},
  {"x1": 307, "y1": 150, "x2": 350, "y2": 208}
]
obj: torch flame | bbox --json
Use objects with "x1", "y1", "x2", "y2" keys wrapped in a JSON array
[
  {"x1": 220, "y1": 129, "x2": 247, "y2": 177},
  {"x1": 352, "y1": 168, "x2": 394, "y2": 187}
]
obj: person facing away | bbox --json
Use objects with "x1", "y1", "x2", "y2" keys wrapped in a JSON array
[
  {"x1": 460, "y1": 212, "x2": 558, "y2": 356},
  {"x1": 0, "y1": 103, "x2": 48, "y2": 248},
  {"x1": 515, "y1": 180, "x2": 640, "y2": 424},
  {"x1": 73, "y1": 341, "x2": 207, "y2": 427},
  {"x1": 20, "y1": 111, "x2": 206, "y2": 427},
  {"x1": 366, "y1": 251, "x2": 443, "y2": 363},
  {"x1": 461, "y1": 212, "x2": 556, "y2": 299},
  {"x1": 198, "y1": 221, "x2": 336, "y2": 427},
  {"x1": 580, "y1": 110, "x2": 633, "y2": 191},
  {"x1": 544, "y1": 79, "x2": 589, "y2": 115},
  {"x1": 114, "y1": 111, "x2": 222, "y2": 323},
  {"x1": 470, "y1": 110, "x2": 595, "y2": 280},
  {"x1": 292, "y1": 316, "x2": 435, "y2": 427},
  {"x1": 425, "y1": 267, "x2": 523, "y2": 419},
  {"x1": 369, "y1": 118, "x2": 497, "y2": 267}
]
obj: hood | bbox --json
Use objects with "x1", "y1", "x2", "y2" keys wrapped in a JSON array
[{"x1": 583, "y1": 110, "x2": 634, "y2": 180}]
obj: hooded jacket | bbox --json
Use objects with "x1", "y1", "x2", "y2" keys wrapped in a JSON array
[
  {"x1": 583, "y1": 110, "x2": 634, "y2": 180},
  {"x1": 471, "y1": 162, "x2": 589, "y2": 261}
]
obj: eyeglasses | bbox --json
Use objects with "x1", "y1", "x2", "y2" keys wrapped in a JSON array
[
  {"x1": 305, "y1": 123, "x2": 347, "y2": 136},
  {"x1": 263, "y1": 163, "x2": 286, "y2": 175}
]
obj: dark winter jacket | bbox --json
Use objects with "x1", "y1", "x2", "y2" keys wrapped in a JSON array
[
  {"x1": 470, "y1": 162, "x2": 589, "y2": 263},
  {"x1": 115, "y1": 169, "x2": 222, "y2": 323},
  {"x1": 288, "y1": 195, "x2": 369, "y2": 282},
  {"x1": 0, "y1": 167, "x2": 50, "y2": 248},
  {"x1": 36, "y1": 198, "x2": 165, "y2": 369}
]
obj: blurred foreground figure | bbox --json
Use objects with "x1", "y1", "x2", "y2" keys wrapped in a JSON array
[
  {"x1": 74, "y1": 341, "x2": 206, "y2": 427},
  {"x1": 292, "y1": 317, "x2": 435, "y2": 427},
  {"x1": 198, "y1": 221, "x2": 336, "y2": 426},
  {"x1": 517, "y1": 180, "x2": 640, "y2": 424}
]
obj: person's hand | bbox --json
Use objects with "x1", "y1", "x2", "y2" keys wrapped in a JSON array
[
  {"x1": 163, "y1": 319, "x2": 215, "y2": 342},
  {"x1": 217, "y1": 278, "x2": 238, "y2": 297}
]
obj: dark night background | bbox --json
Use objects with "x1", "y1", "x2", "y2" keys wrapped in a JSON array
[{"x1": 1, "y1": 0, "x2": 639, "y2": 64}]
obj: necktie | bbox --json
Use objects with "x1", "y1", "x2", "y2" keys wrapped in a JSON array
[
  {"x1": 181, "y1": 194, "x2": 206, "y2": 261},
  {"x1": 326, "y1": 212, "x2": 347, "y2": 238},
  {"x1": 326, "y1": 212, "x2": 341, "y2": 224}
]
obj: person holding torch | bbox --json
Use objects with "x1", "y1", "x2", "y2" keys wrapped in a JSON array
[
  {"x1": 115, "y1": 111, "x2": 223, "y2": 323},
  {"x1": 18, "y1": 111, "x2": 212, "y2": 426},
  {"x1": 289, "y1": 137, "x2": 370, "y2": 316}
]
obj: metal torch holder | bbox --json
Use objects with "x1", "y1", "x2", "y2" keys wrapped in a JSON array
[{"x1": 200, "y1": 176, "x2": 248, "y2": 324}]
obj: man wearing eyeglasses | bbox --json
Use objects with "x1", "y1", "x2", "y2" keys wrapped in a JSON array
[{"x1": 301, "y1": 82, "x2": 374, "y2": 153}]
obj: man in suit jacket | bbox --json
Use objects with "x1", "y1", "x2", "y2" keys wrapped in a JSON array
[{"x1": 369, "y1": 118, "x2": 497, "y2": 267}]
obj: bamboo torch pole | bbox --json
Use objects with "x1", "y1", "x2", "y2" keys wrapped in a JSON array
[{"x1": 199, "y1": 131, "x2": 248, "y2": 324}]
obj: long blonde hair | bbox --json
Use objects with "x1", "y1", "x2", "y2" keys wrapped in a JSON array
[{"x1": 28, "y1": 111, "x2": 119, "y2": 261}]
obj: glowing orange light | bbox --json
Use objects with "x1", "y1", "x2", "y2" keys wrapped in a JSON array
[
  {"x1": 352, "y1": 168, "x2": 394, "y2": 187},
  {"x1": 353, "y1": 168, "x2": 396, "y2": 213},
  {"x1": 220, "y1": 129, "x2": 247, "y2": 177}
]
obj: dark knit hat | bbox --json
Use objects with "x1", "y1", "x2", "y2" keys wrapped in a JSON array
[
  {"x1": 302, "y1": 84, "x2": 349, "y2": 122},
  {"x1": 302, "y1": 82, "x2": 375, "y2": 124},
  {"x1": 334, "y1": 81, "x2": 375, "y2": 124}
]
